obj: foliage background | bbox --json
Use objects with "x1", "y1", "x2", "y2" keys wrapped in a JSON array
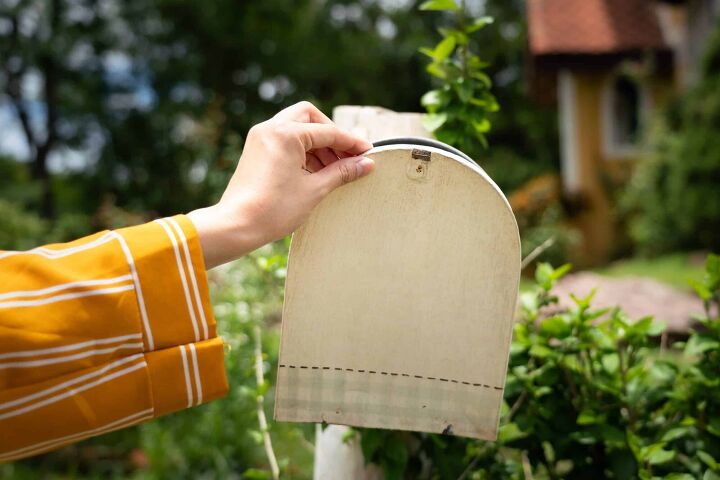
[{"x1": 1, "y1": 0, "x2": 720, "y2": 478}]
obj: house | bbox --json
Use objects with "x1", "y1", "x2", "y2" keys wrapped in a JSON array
[{"x1": 527, "y1": 0, "x2": 720, "y2": 264}]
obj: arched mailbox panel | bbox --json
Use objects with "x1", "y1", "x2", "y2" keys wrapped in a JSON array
[{"x1": 275, "y1": 140, "x2": 520, "y2": 439}]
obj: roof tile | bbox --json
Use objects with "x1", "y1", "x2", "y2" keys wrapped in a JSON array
[{"x1": 528, "y1": 0, "x2": 667, "y2": 55}]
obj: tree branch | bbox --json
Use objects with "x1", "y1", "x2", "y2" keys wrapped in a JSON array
[
  {"x1": 2, "y1": 15, "x2": 37, "y2": 155},
  {"x1": 521, "y1": 237, "x2": 556, "y2": 271}
]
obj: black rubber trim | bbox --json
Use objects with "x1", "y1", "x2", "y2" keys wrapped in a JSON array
[{"x1": 372, "y1": 137, "x2": 473, "y2": 164}]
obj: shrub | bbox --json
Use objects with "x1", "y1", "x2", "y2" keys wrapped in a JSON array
[{"x1": 624, "y1": 26, "x2": 720, "y2": 255}]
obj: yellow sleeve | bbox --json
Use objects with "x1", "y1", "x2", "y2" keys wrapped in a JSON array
[{"x1": 0, "y1": 215, "x2": 228, "y2": 462}]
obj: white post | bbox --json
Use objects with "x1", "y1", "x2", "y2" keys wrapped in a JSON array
[{"x1": 310, "y1": 106, "x2": 432, "y2": 480}]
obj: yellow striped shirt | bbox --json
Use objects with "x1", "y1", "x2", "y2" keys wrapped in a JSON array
[{"x1": 0, "y1": 215, "x2": 228, "y2": 462}]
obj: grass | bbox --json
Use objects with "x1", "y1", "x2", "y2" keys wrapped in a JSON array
[
  {"x1": 593, "y1": 252, "x2": 706, "y2": 291},
  {"x1": 520, "y1": 252, "x2": 706, "y2": 294}
]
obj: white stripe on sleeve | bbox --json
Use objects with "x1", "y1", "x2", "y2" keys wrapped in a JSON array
[
  {"x1": 154, "y1": 219, "x2": 200, "y2": 342},
  {"x1": 179, "y1": 345, "x2": 193, "y2": 408},
  {"x1": 167, "y1": 217, "x2": 209, "y2": 340},
  {"x1": 188, "y1": 343, "x2": 203, "y2": 405}
]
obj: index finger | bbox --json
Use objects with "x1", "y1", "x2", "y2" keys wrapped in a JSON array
[
  {"x1": 274, "y1": 101, "x2": 334, "y2": 124},
  {"x1": 291, "y1": 123, "x2": 372, "y2": 155}
]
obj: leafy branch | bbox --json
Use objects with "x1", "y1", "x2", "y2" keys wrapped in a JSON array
[{"x1": 419, "y1": 0, "x2": 498, "y2": 156}]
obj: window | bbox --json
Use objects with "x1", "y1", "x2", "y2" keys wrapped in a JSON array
[
  {"x1": 602, "y1": 73, "x2": 647, "y2": 158},
  {"x1": 611, "y1": 76, "x2": 641, "y2": 146}
]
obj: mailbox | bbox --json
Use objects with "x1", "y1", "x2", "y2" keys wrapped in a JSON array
[{"x1": 275, "y1": 138, "x2": 520, "y2": 440}]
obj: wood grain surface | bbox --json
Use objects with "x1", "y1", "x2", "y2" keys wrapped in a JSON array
[{"x1": 275, "y1": 144, "x2": 520, "y2": 439}]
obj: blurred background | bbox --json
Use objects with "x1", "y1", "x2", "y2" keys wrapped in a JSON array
[{"x1": 1, "y1": 0, "x2": 719, "y2": 478}]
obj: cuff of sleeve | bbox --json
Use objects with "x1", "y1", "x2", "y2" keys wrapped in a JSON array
[
  {"x1": 116, "y1": 215, "x2": 216, "y2": 351},
  {"x1": 145, "y1": 337, "x2": 229, "y2": 417}
]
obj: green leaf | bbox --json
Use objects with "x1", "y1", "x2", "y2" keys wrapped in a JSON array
[
  {"x1": 529, "y1": 344, "x2": 554, "y2": 358},
  {"x1": 471, "y1": 118, "x2": 491, "y2": 134},
  {"x1": 419, "y1": 0, "x2": 459, "y2": 11},
  {"x1": 472, "y1": 71, "x2": 493, "y2": 87},
  {"x1": 420, "y1": 90, "x2": 443, "y2": 108},
  {"x1": 498, "y1": 422, "x2": 526, "y2": 443},
  {"x1": 705, "y1": 471, "x2": 720, "y2": 480},
  {"x1": 248, "y1": 430, "x2": 264, "y2": 445},
  {"x1": 647, "y1": 319, "x2": 666, "y2": 336},
  {"x1": 466, "y1": 16, "x2": 494, "y2": 32},
  {"x1": 433, "y1": 36, "x2": 456, "y2": 61},
  {"x1": 244, "y1": 468, "x2": 272, "y2": 479},
  {"x1": 698, "y1": 451, "x2": 719, "y2": 470},
  {"x1": 661, "y1": 427, "x2": 690, "y2": 442},
  {"x1": 551, "y1": 263, "x2": 572, "y2": 281},
  {"x1": 535, "y1": 262, "x2": 570, "y2": 290},
  {"x1": 690, "y1": 278, "x2": 713, "y2": 301},
  {"x1": 455, "y1": 80, "x2": 473, "y2": 103},
  {"x1": 706, "y1": 253, "x2": 720, "y2": 290},
  {"x1": 685, "y1": 334, "x2": 720, "y2": 356},
  {"x1": 425, "y1": 63, "x2": 447, "y2": 79},
  {"x1": 708, "y1": 416, "x2": 720, "y2": 436},
  {"x1": 598, "y1": 425, "x2": 626, "y2": 446},
  {"x1": 439, "y1": 28, "x2": 468, "y2": 45},
  {"x1": 419, "y1": 47, "x2": 437, "y2": 59},
  {"x1": 602, "y1": 353, "x2": 620, "y2": 373},
  {"x1": 647, "y1": 448, "x2": 675, "y2": 465},
  {"x1": 540, "y1": 315, "x2": 571, "y2": 338},
  {"x1": 570, "y1": 289, "x2": 597, "y2": 309},
  {"x1": 422, "y1": 113, "x2": 448, "y2": 132},
  {"x1": 542, "y1": 441, "x2": 555, "y2": 463},
  {"x1": 341, "y1": 428, "x2": 358, "y2": 443},
  {"x1": 577, "y1": 410, "x2": 599, "y2": 425}
]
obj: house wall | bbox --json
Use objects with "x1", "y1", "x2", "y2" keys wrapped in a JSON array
[
  {"x1": 569, "y1": 71, "x2": 613, "y2": 264},
  {"x1": 562, "y1": 69, "x2": 673, "y2": 265}
]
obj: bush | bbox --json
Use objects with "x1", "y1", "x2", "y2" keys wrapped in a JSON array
[
  {"x1": 625, "y1": 26, "x2": 720, "y2": 255},
  {"x1": 0, "y1": 200, "x2": 48, "y2": 250}
]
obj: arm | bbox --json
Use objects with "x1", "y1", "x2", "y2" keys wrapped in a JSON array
[{"x1": 0, "y1": 102, "x2": 373, "y2": 462}]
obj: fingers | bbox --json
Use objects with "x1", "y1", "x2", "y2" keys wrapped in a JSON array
[
  {"x1": 312, "y1": 155, "x2": 374, "y2": 194},
  {"x1": 270, "y1": 101, "x2": 372, "y2": 158},
  {"x1": 305, "y1": 153, "x2": 324, "y2": 173},
  {"x1": 314, "y1": 147, "x2": 340, "y2": 166},
  {"x1": 292, "y1": 122, "x2": 372, "y2": 156},
  {"x1": 274, "y1": 101, "x2": 334, "y2": 124}
]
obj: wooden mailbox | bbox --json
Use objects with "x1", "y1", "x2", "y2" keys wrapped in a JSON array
[{"x1": 275, "y1": 139, "x2": 520, "y2": 439}]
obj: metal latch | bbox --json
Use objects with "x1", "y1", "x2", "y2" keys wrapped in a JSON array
[
  {"x1": 411, "y1": 149, "x2": 431, "y2": 162},
  {"x1": 407, "y1": 148, "x2": 431, "y2": 181}
]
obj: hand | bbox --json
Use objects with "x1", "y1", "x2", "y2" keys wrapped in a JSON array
[{"x1": 188, "y1": 101, "x2": 374, "y2": 268}]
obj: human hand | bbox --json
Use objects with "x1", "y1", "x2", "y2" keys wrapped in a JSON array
[{"x1": 188, "y1": 101, "x2": 374, "y2": 268}]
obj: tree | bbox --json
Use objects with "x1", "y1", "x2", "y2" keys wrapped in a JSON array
[
  {"x1": 1, "y1": 0, "x2": 102, "y2": 217},
  {"x1": 2, "y1": 0, "x2": 437, "y2": 219}
]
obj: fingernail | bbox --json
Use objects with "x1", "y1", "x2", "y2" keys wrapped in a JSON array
[{"x1": 356, "y1": 157, "x2": 374, "y2": 176}]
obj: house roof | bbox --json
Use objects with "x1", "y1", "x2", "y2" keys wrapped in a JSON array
[{"x1": 527, "y1": 0, "x2": 668, "y2": 56}]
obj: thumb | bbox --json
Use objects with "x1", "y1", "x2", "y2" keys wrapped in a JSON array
[{"x1": 313, "y1": 155, "x2": 374, "y2": 194}]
